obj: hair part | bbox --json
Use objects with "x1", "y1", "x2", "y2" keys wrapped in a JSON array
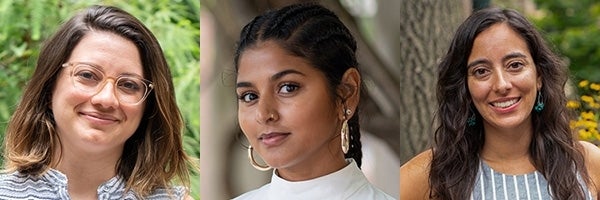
[
  {"x1": 234, "y1": 3, "x2": 364, "y2": 167},
  {"x1": 3, "y1": 5, "x2": 191, "y2": 197},
  {"x1": 431, "y1": 7, "x2": 589, "y2": 199}
]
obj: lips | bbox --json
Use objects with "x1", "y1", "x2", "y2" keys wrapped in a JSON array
[
  {"x1": 80, "y1": 111, "x2": 119, "y2": 124},
  {"x1": 259, "y1": 132, "x2": 290, "y2": 147},
  {"x1": 490, "y1": 98, "x2": 519, "y2": 108}
]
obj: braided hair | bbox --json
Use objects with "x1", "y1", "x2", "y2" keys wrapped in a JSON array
[{"x1": 234, "y1": 3, "x2": 363, "y2": 167}]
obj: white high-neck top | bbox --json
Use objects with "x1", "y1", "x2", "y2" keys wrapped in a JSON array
[{"x1": 233, "y1": 159, "x2": 396, "y2": 200}]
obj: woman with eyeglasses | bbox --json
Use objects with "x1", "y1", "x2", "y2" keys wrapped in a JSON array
[{"x1": 0, "y1": 5, "x2": 192, "y2": 199}]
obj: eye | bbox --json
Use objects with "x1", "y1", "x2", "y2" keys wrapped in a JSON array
[
  {"x1": 238, "y1": 92, "x2": 258, "y2": 103},
  {"x1": 471, "y1": 67, "x2": 490, "y2": 78},
  {"x1": 507, "y1": 61, "x2": 524, "y2": 70},
  {"x1": 74, "y1": 68, "x2": 101, "y2": 82},
  {"x1": 278, "y1": 83, "x2": 299, "y2": 94},
  {"x1": 117, "y1": 78, "x2": 142, "y2": 92}
]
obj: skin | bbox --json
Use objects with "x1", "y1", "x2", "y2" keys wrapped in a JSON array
[
  {"x1": 579, "y1": 141, "x2": 600, "y2": 198},
  {"x1": 236, "y1": 41, "x2": 360, "y2": 181},
  {"x1": 467, "y1": 23, "x2": 540, "y2": 172},
  {"x1": 401, "y1": 23, "x2": 600, "y2": 199},
  {"x1": 51, "y1": 31, "x2": 145, "y2": 199}
]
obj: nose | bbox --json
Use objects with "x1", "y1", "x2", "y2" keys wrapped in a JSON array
[
  {"x1": 493, "y1": 70, "x2": 512, "y2": 94},
  {"x1": 255, "y1": 94, "x2": 279, "y2": 124},
  {"x1": 90, "y1": 80, "x2": 120, "y2": 108}
]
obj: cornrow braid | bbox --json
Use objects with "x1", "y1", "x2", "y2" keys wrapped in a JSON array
[{"x1": 234, "y1": 3, "x2": 363, "y2": 167}]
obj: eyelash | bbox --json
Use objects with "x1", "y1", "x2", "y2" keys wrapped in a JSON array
[
  {"x1": 278, "y1": 82, "x2": 300, "y2": 94},
  {"x1": 238, "y1": 92, "x2": 256, "y2": 104},
  {"x1": 237, "y1": 82, "x2": 301, "y2": 104},
  {"x1": 508, "y1": 61, "x2": 524, "y2": 69}
]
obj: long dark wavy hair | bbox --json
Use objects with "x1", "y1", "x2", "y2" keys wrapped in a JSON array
[
  {"x1": 233, "y1": 3, "x2": 364, "y2": 167},
  {"x1": 431, "y1": 7, "x2": 589, "y2": 199}
]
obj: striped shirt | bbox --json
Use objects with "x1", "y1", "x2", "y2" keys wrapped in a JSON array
[
  {"x1": 471, "y1": 161, "x2": 593, "y2": 200},
  {"x1": 0, "y1": 168, "x2": 186, "y2": 200}
]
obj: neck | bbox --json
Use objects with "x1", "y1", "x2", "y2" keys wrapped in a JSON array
[
  {"x1": 276, "y1": 150, "x2": 347, "y2": 182},
  {"x1": 53, "y1": 144, "x2": 122, "y2": 199},
  {"x1": 480, "y1": 121, "x2": 535, "y2": 174}
]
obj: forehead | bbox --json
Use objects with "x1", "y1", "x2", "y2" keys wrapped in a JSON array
[
  {"x1": 237, "y1": 41, "x2": 318, "y2": 80},
  {"x1": 68, "y1": 31, "x2": 144, "y2": 76},
  {"x1": 468, "y1": 23, "x2": 531, "y2": 61}
]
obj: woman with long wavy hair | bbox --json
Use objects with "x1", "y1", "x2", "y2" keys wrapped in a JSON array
[{"x1": 401, "y1": 7, "x2": 600, "y2": 199}]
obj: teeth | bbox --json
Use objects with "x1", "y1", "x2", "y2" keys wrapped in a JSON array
[{"x1": 492, "y1": 99, "x2": 518, "y2": 108}]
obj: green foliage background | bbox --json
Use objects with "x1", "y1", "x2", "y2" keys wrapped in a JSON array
[
  {"x1": 0, "y1": 0, "x2": 199, "y2": 198},
  {"x1": 533, "y1": 0, "x2": 600, "y2": 82}
]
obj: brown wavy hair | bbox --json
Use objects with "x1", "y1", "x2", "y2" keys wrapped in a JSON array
[
  {"x1": 431, "y1": 7, "x2": 589, "y2": 199},
  {"x1": 3, "y1": 5, "x2": 191, "y2": 197}
]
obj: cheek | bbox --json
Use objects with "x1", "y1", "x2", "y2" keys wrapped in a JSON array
[
  {"x1": 237, "y1": 107, "x2": 254, "y2": 137},
  {"x1": 124, "y1": 106, "x2": 144, "y2": 123},
  {"x1": 289, "y1": 99, "x2": 337, "y2": 131},
  {"x1": 51, "y1": 82, "x2": 87, "y2": 110},
  {"x1": 467, "y1": 80, "x2": 483, "y2": 100}
]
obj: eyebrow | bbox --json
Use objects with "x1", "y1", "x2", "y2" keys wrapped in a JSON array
[
  {"x1": 75, "y1": 61, "x2": 145, "y2": 78},
  {"x1": 466, "y1": 52, "x2": 528, "y2": 69},
  {"x1": 501, "y1": 52, "x2": 527, "y2": 63},
  {"x1": 236, "y1": 69, "x2": 306, "y2": 88}
]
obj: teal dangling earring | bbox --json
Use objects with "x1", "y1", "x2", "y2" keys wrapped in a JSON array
[
  {"x1": 467, "y1": 114, "x2": 476, "y2": 127},
  {"x1": 534, "y1": 91, "x2": 544, "y2": 112}
]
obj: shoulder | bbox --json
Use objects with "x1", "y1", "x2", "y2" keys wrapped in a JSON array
[
  {"x1": 0, "y1": 171, "x2": 62, "y2": 198},
  {"x1": 143, "y1": 185, "x2": 189, "y2": 200},
  {"x1": 232, "y1": 184, "x2": 270, "y2": 200},
  {"x1": 578, "y1": 141, "x2": 600, "y2": 194},
  {"x1": 400, "y1": 149, "x2": 431, "y2": 200}
]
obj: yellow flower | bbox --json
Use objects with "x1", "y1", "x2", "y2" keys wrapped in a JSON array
[
  {"x1": 567, "y1": 100, "x2": 580, "y2": 109},
  {"x1": 591, "y1": 102, "x2": 600, "y2": 109},
  {"x1": 584, "y1": 120, "x2": 598, "y2": 129},
  {"x1": 582, "y1": 111, "x2": 596, "y2": 120},
  {"x1": 579, "y1": 129, "x2": 592, "y2": 140},
  {"x1": 591, "y1": 83, "x2": 600, "y2": 91},
  {"x1": 570, "y1": 120, "x2": 578, "y2": 129},
  {"x1": 579, "y1": 80, "x2": 590, "y2": 88},
  {"x1": 582, "y1": 95, "x2": 594, "y2": 104}
]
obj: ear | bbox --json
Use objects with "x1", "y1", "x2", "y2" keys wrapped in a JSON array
[{"x1": 337, "y1": 68, "x2": 361, "y2": 120}]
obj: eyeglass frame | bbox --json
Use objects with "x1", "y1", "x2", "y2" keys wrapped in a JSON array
[{"x1": 61, "y1": 62, "x2": 154, "y2": 105}]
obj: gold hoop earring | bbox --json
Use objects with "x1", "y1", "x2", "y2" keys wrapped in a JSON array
[
  {"x1": 341, "y1": 109, "x2": 351, "y2": 154},
  {"x1": 248, "y1": 145, "x2": 272, "y2": 171}
]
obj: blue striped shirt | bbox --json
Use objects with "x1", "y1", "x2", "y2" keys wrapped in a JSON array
[
  {"x1": 471, "y1": 161, "x2": 593, "y2": 200},
  {"x1": 0, "y1": 169, "x2": 186, "y2": 200}
]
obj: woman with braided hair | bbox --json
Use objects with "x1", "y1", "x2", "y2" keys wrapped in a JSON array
[{"x1": 232, "y1": 3, "x2": 394, "y2": 200}]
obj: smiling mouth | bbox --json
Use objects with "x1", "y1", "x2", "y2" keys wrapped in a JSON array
[
  {"x1": 81, "y1": 112, "x2": 119, "y2": 122},
  {"x1": 491, "y1": 98, "x2": 519, "y2": 108}
]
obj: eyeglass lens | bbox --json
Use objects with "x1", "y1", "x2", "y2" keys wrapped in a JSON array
[{"x1": 70, "y1": 64, "x2": 150, "y2": 104}]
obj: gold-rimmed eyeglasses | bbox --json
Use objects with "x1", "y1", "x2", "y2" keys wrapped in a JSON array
[{"x1": 62, "y1": 62, "x2": 154, "y2": 105}]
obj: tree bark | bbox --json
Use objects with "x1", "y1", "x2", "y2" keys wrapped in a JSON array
[{"x1": 399, "y1": 0, "x2": 470, "y2": 164}]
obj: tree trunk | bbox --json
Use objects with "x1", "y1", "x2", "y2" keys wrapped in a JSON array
[{"x1": 399, "y1": 0, "x2": 470, "y2": 164}]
